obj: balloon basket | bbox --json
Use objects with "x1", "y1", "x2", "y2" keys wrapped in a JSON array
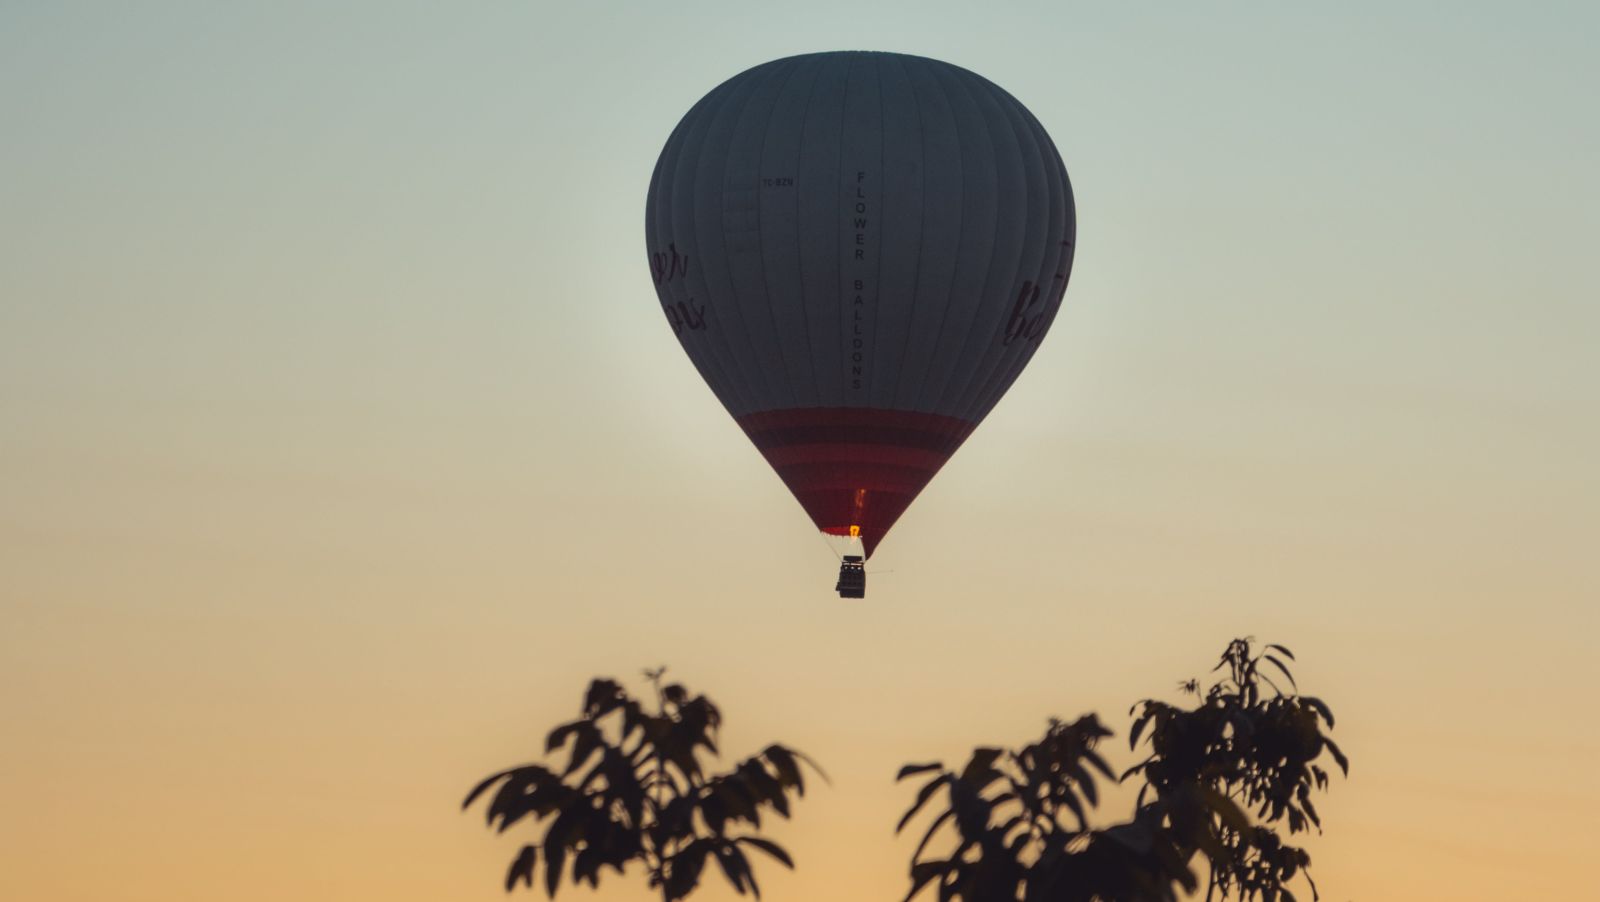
[{"x1": 835, "y1": 555, "x2": 866, "y2": 599}]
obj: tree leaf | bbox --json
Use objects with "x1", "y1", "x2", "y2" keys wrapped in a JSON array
[
  {"x1": 545, "y1": 721, "x2": 583, "y2": 754},
  {"x1": 543, "y1": 839, "x2": 565, "y2": 898},
  {"x1": 462, "y1": 769, "x2": 510, "y2": 811},
  {"x1": 1129, "y1": 715, "x2": 1150, "y2": 751},
  {"x1": 789, "y1": 748, "x2": 830, "y2": 784},
  {"x1": 897, "y1": 762, "x2": 944, "y2": 781},
  {"x1": 505, "y1": 844, "x2": 537, "y2": 892},
  {"x1": 700, "y1": 790, "x2": 728, "y2": 835},
  {"x1": 572, "y1": 843, "x2": 601, "y2": 887},
  {"x1": 897, "y1": 775, "x2": 950, "y2": 834},
  {"x1": 713, "y1": 843, "x2": 751, "y2": 896},
  {"x1": 664, "y1": 838, "x2": 710, "y2": 901},
  {"x1": 1266, "y1": 643, "x2": 1295, "y2": 660},
  {"x1": 1263, "y1": 655, "x2": 1299, "y2": 691},
  {"x1": 1258, "y1": 671, "x2": 1287, "y2": 698},
  {"x1": 764, "y1": 745, "x2": 804, "y2": 794},
  {"x1": 1302, "y1": 696, "x2": 1335, "y2": 727},
  {"x1": 1060, "y1": 788, "x2": 1087, "y2": 830},
  {"x1": 563, "y1": 724, "x2": 602, "y2": 777},
  {"x1": 1085, "y1": 748, "x2": 1117, "y2": 781},
  {"x1": 736, "y1": 835, "x2": 794, "y2": 868},
  {"x1": 958, "y1": 748, "x2": 1004, "y2": 788},
  {"x1": 1324, "y1": 737, "x2": 1349, "y2": 775},
  {"x1": 1195, "y1": 783, "x2": 1251, "y2": 832},
  {"x1": 582, "y1": 678, "x2": 625, "y2": 718},
  {"x1": 912, "y1": 809, "x2": 956, "y2": 863},
  {"x1": 1303, "y1": 796, "x2": 1321, "y2": 830},
  {"x1": 904, "y1": 860, "x2": 947, "y2": 902}
]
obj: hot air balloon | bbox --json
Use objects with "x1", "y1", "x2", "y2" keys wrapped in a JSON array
[{"x1": 645, "y1": 51, "x2": 1075, "y2": 597}]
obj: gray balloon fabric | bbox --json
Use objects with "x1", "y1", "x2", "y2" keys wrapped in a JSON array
[{"x1": 646, "y1": 51, "x2": 1075, "y2": 557}]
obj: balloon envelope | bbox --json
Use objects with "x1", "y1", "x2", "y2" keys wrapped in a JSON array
[{"x1": 646, "y1": 50, "x2": 1075, "y2": 557}]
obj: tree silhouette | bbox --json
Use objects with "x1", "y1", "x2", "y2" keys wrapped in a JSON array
[
  {"x1": 1127, "y1": 639, "x2": 1347, "y2": 901},
  {"x1": 464, "y1": 669, "x2": 823, "y2": 900},
  {"x1": 896, "y1": 639, "x2": 1346, "y2": 901}
]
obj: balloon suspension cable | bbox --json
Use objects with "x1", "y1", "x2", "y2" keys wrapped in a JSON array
[
  {"x1": 818, "y1": 524, "x2": 867, "y2": 562},
  {"x1": 817, "y1": 529, "x2": 844, "y2": 562}
]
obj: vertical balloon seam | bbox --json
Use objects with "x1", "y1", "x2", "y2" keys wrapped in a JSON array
[
  {"x1": 884, "y1": 58, "x2": 939, "y2": 411},
  {"x1": 969, "y1": 102, "x2": 1073, "y2": 424},
  {"x1": 645, "y1": 80, "x2": 702, "y2": 329},
  {"x1": 667, "y1": 80, "x2": 747, "y2": 416},
  {"x1": 881, "y1": 53, "x2": 928, "y2": 412},
  {"x1": 691, "y1": 68, "x2": 762, "y2": 414},
  {"x1": 896, "y1": 61, "x2": 966, "y2": 473},
  {"x1": 789, "y1": 53, "x2": 834, "y2": 409},
  {"x1": 1007, "y1": 96, "x2": 1073, "y2": 421},
  {"x1": 908, "y1": 60, "x2": 966, "y2": 415},
  {"x1": 1021, "y1": 100, "x2": 1074, "y2": 283},
  {"x1": 848, "y1": 55, "x2": 869, "y2": 409},
  {"x1": 717, "y1": 59, "x2": 806, "y2": 415},
  {"x1": 861, "y1": 52, "x2": 905, "y2": 410},
  {"x1": 952, "y1": 76, "x2": 1054, "y2": 426},
  {"x1": 654, "y1": 78, "x2": 734, "y2": 410},
  {"x1": 1026, "y1": 99, "x2": 1076, "y2": 366},
  {"x1": 904, "y1": 58, "x2": 965, "y2": 412},
  {"x1": 754, "y1": 60, "x2": 815, "y2": 412},
  {"x1": 719, "y1": 58, "x2": 801, "y2": 414},
  {"x1": 941, "y1": 60, "x2": 1009, "y2": 418},
  {"x1": 867, "y1": 54, "x2": 889, "y2": 412},
  {"x1": 818, "y1": 55, "x2": 849, "y2": 496},
  {"x1": 830, "y1": 52, "x2": 858, "y2": 410},
  {"x1": 953, "y1": 65, "x2": 1027, "y2": 426},
  {"x1": 895, "y1": 59, "x2": 966, "y2": 412},
  {"x1": 903, "y1": 59, "x2": 971, "y2": 487},
  {"x1": 825, "y1": 53, "x2": 857, "y2": 409},
  {"x1": 946, "y1": 67, "x2": 1023, "y2": 421},
  {"x1": 804, "y1": 56, "x2": 848, "y2": 409},
  {"x1": 960, "y1": 90, "x2": 1063, "y2": 425},
  {"x1": 915, "y1": 61, "x2": 1001, "y2": 415},
  {"x1": 942, "y1": 71, "x2": 1038, "y2": 427},
  {"x1": 972, "y1": 75, "x2": 1054, "y2": 424},
  {"x1": 693, "y1": 67, "x2": 778, "y2": 416},
  {"x1": 704, "y1": 73, "x2": 777, "y2": 415}
]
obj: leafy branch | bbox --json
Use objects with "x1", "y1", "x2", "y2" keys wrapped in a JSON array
[
  {"x1": 896, "y1": 639, "x2": 1347, "y2": 901},
  {"x1": 464, "y1": 670, "x2": 824, "y2": 901}
]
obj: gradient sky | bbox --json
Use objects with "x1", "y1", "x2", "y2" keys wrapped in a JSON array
[{"x1": 3, "y1": 2, "x2": 1596, "y2": 900}]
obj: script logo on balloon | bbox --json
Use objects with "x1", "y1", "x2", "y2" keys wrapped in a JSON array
[
  {"x1": 663, "y1": 298, "x2": 706, "y2": 335},
  {"x1": 649, "y1": 243, "x2": 690, "y2": 285}
]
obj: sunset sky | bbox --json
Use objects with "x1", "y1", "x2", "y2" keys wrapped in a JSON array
[{"x1": 2, "y1": 3, "x2": 1596, "y2": 900}]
